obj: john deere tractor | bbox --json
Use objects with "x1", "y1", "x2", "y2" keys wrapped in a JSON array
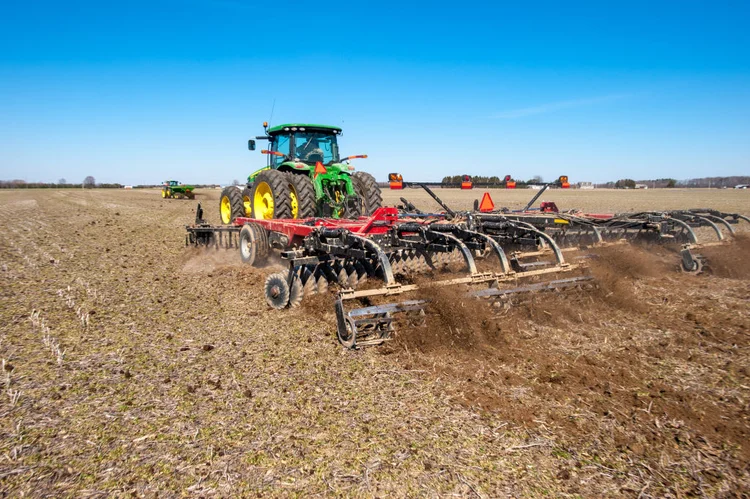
[
  {"x1": 162, "y1": 180, "x2": 195, "y2": 199},
  {"x1": 219, "y1": 123, "x2": 382, "y2": 224}
]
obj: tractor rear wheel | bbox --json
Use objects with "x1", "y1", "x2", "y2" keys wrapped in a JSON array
[
  {"x1": 241, "y1": 186, "x2": 253, "y2": 217},
  {"x1": 219, "y1": 186, "x2": 245, "y2": 224},
  {"x1": 344, "y1": 197, "x2": 361, "y2": 219},
  {"x1": 239, "y1": 223, "x2": 269, "y2": 266},
  {"x1": 251, "y1": 170, "x2": 291, "y2": 219},
  {"x1": 352, "y1": 172, "x2": 382, "y2": 216},
  {"x1": 161, "y1": 189, "x2": 167, "y2": 198},
  {"x1": 286, "y1": 173, "x2": 316, "y2": 219}
]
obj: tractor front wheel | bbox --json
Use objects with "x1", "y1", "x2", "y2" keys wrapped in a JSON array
[
  {"x1": 286, "y1": 173, "x2": 316, "y2": 219},
  {"x1": 252, "y1": 170, "x2": 291, "y2": 219},
  {"x1": 219, "y1": 186, "x2": 245, "y2": 224},
  {"x1": 352, "y1": 172, "x2": 383, "y2": 216}
]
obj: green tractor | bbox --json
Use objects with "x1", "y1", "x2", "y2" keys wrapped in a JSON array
[
  {"x1": 219, "y1": 123, "x2": 382, "y2": 224},
  {"x1": 162, "y1": 180, "x2": 195, "y2": 199}
]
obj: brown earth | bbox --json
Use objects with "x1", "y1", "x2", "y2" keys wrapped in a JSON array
[{"x1": 0, "y1": 187, "x2": 749, "y2": 497}]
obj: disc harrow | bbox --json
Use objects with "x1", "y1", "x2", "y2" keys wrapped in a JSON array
[{"x1": 186, "y1": 202, "x2": 591, "y2": 348}]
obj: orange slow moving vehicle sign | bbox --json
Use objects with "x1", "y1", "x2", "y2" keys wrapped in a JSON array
[
  {"x1": 479, "y1": 192, "x2": 495, "y2": 212},
  {"x1": 314, "y1": 161, "x2": 327, "y2": 178},
  {"x1": 388, "y1": 173, "x2": 403, "y2": 190}
]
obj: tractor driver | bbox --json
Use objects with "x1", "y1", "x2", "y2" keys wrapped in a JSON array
[{"x1": 295, "y1": 135, "x2": 325, "y2": 163}]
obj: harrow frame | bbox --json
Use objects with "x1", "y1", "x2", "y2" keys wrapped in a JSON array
[{"x1": 186, "y1": 203, "x2": 589, "y2": 348}]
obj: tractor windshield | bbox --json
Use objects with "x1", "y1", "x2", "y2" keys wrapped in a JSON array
[{"x1": 293, "y1": 131, "x2": 339, "y2": 164}]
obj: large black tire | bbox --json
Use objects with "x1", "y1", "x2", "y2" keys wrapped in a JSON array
[
  {"x1": 286, "y1": 172, "x2": 316, "y2": 219},
  {"x1": 219, "y1": 186, "x2": 244, "y2": 224},
  {"x1": 241, "y1": 186, "x2": 253, "y2": 217},
  {"x1": 251, "y1": 170, "x2": 292, "y2": 219},
  {"x1": 344, "y1": 196, "x2": 361, "y2": 219},
  {"x1": 239, "y1": 223, "x2": 269, "y2": 266},
  {"x1": 352, "y1": 172, "x2": 382, "y2": 216}
]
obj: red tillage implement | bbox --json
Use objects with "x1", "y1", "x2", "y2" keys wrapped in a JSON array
[{"x1": 187, "y1": 204, "x2": 590, "y2": 348}]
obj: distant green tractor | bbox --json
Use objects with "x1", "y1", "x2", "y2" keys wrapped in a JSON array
[
  {"x1": 219, "y1": 123, "x2": 382, "y2": 224},
  {"x1": 162, "y1": 180, "x2": 195, "y2": 199}
]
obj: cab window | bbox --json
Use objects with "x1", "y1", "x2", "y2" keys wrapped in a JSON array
[
  {"x1": 271, "y1": 135, "x2": 290, "y2": 167},
  {"x1": 293, "y1": 132, "x2": 338, "y2": 164}
]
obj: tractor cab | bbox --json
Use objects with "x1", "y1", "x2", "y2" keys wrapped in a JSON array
[{"x1": 260, "y1": 124, "x2": 342, "y2": 169}]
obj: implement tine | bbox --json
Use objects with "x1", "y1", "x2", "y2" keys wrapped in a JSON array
[
  {"x1": 428, "y1": 231, "x2": 477, "y2": 274},
  {"x1": 335, "y1": 293, "x2": 426, "y2": 349}
]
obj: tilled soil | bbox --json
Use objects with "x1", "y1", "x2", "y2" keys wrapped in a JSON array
[{"x1": 1, "y1": 188, "x2": 749, "y2": 497}]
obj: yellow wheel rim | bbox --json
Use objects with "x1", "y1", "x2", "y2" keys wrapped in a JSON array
[
  {"x1": 161, "y1": 189, "x2": 166, "y2": 198},
  {"x1": 242, "y1": 194, "x2": 252, "y2": 217},
  {"x1": 334, "y1": 189, "x2": 344, "y2": 217},
  {"x1": 220, "y1": 195, "x2": 232, "y2": 224},
  {"x1": 289, "y1": 184, "x2": 299, "y2": 219},
  {"x1": 253, "y1": 182, "x2": 274, "y2": 219}
]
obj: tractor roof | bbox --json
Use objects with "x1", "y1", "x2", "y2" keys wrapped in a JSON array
[{"x1": 267, "y1": 123, "x2": 342, "y2": 136}]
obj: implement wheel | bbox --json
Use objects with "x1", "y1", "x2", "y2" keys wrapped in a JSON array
[
  {"x1": 286, "y1": 173, "x2": 316, "y2": 219},
  {"x1": 252, "y1": 170, "x2": 291, "y2": 220},
  {"x1": 219, "y1": 186, "x2": 244, "y2": 224},
  {"x1": 352, "y1": 172, "x2": 382, "y2": 216},
  {"x1": 239, "y1": 223, "x2": 269, "y2": 266}
]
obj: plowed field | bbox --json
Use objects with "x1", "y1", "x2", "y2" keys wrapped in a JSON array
[{"x1": 1, "y1": 187, "x2": 749, "y2": 497}]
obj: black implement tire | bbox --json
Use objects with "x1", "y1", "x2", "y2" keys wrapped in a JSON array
[
  {"x1": 239, "y1": 223, "x2": 269, "y2": 266},
  {"x1": 352, "y1": 172, "x2": 382, "y2": 216},
  {"x1": 286, "y1": 172, "x2": 316, "y2": 219},
  {"x1": 241, "y1": 186, "x2": 253, "y2": 217},
  {"x1": 219, "y1": 186, "x2": 244, "y2": 224},
  {"x1": 251, "y1": 170, "x2": 292, "y2": 219}
]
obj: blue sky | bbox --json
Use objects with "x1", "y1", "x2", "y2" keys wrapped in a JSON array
[{"x1": 1, "y1": 1, "x2": 749, "y2": 185}]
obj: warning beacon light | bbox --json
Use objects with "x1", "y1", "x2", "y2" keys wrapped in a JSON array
[{"x1": 389, "y1": 173, "x2": 403, "y2": 190}]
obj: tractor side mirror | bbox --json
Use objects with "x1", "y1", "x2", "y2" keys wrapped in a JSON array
[{"x1": 248, "y1": 140, "x2": 256, "y2": 151}]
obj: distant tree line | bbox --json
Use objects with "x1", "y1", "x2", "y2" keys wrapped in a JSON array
[
  {"x1": 0, "y1": 178, "x2": 123, "y2": 189},
  {"x1": 130, "y1": 184, "x2": 222, "y2": 189},
  {"x1": 672, "y1": 176, "x2": 750, "y2": 188},
  {"x1": 440, "y1": 175, "x2": 545, "y2": 187},
  {"x1": 596, "y1": 176, "x2": 748, "y2": 189},
  {"x1": 0, "y1": 178, "x2": 222, "y2": 189}
]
